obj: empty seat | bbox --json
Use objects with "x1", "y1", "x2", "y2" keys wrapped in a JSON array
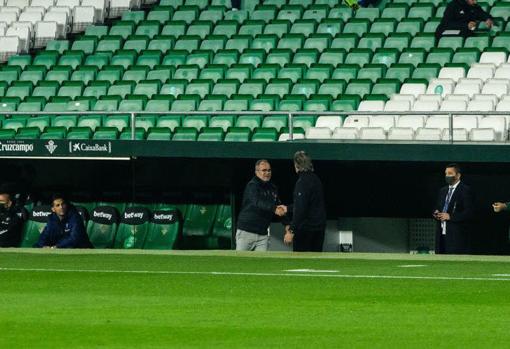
[
  {"x1": 387, "y1": 127, "x2": 414, "y2": 140},
  {"x1": 343, "y1": 116, "x2": 370, "y2": 129},
  {"x1": 479, "y1": 51, "x2": 506, "y2": 66},
  {"x1": 331, "y1": 127, "x2": 358, "y2": 140},
  {"x1": 470, "y1": 128, "x2": 497, "y2": 141},
  {"x1": 415, "y1": 127, "x2": 442, "y2": 141},
  {"x1": 397, "y1": 115, "x2": 426, "y2": 131},
  {"x1": 438, "y1": 67, "x2": 465, "y2": 82},
  {"x1": 315, "y1": 116, "x2": 342, "y2": 130},
  {"x1": 426, "y1": 78, "x2": 455, "y2": 96},
  {"x1": 305, "y1": 127, "x2": 332, "y2": 139},
  {"x1": 479, "y1": 116, "x2": 507, "y2": 141},
  {"x1": 359, "y1": 127, "x2": 386, "y2": 140}
]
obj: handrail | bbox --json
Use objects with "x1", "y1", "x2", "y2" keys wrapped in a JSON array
[{"x1": 0, "y1": 110, "x2": 507, "y2": 142}]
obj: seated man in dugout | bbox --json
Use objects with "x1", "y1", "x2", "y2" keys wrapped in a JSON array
[
  {"x1": 34, "y1": 194, "x2": 93, "y2": 249},
  {"x1": 435, "y1": 0, "x2": 493, "y2": 40}
]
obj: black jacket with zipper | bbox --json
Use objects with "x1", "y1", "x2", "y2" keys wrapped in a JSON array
[{"x1": 436, "y1": 0, "x2": 492, "y2": 39}]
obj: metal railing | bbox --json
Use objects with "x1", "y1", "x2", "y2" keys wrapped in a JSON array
[{"x1": 1, "y1": 110, "x2": 509, "y2": 143}]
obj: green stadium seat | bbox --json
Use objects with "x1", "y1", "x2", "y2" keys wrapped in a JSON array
[
  {"x1": 185, "y1": 79, "x2": 213, "y2": 98},
  {"x1": 119, "y1": 127, "x2": 146, "y2": 140},
  {"x1": 328, "y1": 6, "x2": 352, "y2": 22},
  {"x1": 162, "y1": 50, "x2": 189, "y2": 67},
  {"x1": 8, "y1": 55, "x2": 31, "y2": 68},
  {"x1": 211, "y1": 204, "x2": 232, "y2": 240},
  {"x1": 396, "y1": 18, "x2": 424, "y2": 36},
  {"x1": 186, "y1": 50, "x2": 213, "y2": 68},
  {"x1": 408, "y1": 3, "x2": 434, "y2": 20},
  {"x1": 490, "y1": 3, "x2": 510, "y2": 21},
  {"x1": 305, "y1": 63, "x2": 333, "y2": 82},
  {"x1": 331, "y1": 94, "x2": 360, "y2": 112},
  {"x1": 355, "y1": 7, "x2": 379, "y2": 21},
  {"x1": 303, "y1": 34, "x2": 331, "y2": 52},
  {"x1": 265, "y1": 78, "x2": 292, "y2": 97},
  {"x1": 343, "y1": 18, "x2": 371, "y2": 36},
  {"x1": 109, "y1": 21, "x2": 135, "y2": 39},
  {"x1": 145, "y1": 97, "x2": 173, "y2": 112},
  {"x1": 84, "y1": 53, "x2": 111, "y2": 69},
  {"x1": 40, "y1": 126, "x2": 67, "y2": 139},
  {"x1": 225, "y1": 35, "x2": 251, "y2": 53},
  {"x1": 358, "y1": 64, "x2": 386, "y2": 83},
  {"x1": 71, "y1": 66, "x2": 98, "y2": 85},
  {"x1": 224, "y1": 127, "x2": 251, "y2": 141},
  {"x1": 119, "y1": 95, "x2": 147, "y2": 112},
  {"x1": 292, "y1": 48, "x2": 319, "y2": 66},
  {"x1": 148, "y1": 36, "x2": 175, "y2": 53},
  {"x1": 317, "y1": 48, "x2": 346, "y2": 66},
  {"x1": 93, "y1": 96, "x2": 120, "y2": 111},
  {"x1": 33, "y1": 52, "x2": 59, "y2": 69},
  {"x1": 200, "y1": 6, "x2": 227, "y2": 24},
  {"x1": 124, "y1": 35, "x2": 150, "y2": 53},
  {"x1": 252, "y1": 64, "x2": 279, "y2": 81},
  {"x1": 317, "y1": 19, "x2": 343, "y2": 37},
  {"x1": 156, "y1": 115, "x2": 181, "y2": 131},
  {"x1": 372, "y1": 48, "x2": 399, "y2": 67},
  {"x1": 410, "y1": 33, "x2": 435, "y2": 51},
  {"x1": 147, "y1": 127, "x2": 172, "y2": 140},
  {"x1": 2, "y1": 117, "x2": 26, "y2": 131},
  {"x1": 85, "y1": 25, "x2": 109, "y2": 38},
  {"x1": 72, "y1": 36, "x2": 97, "y2": 54},
  {"x1": 58, "y1": 81, "x2": 84, "y2": 99},
  {"x1": 209, "y1": 115, "x2": 235, "y2": 131},
  {"x1": 384, "y1": 33, "x2": 412, "y2": 51},
  {"x1": 262, "y1": 115, "x2": 287, "y2": 131},
  {"x1": 210, "y1": 49, "x2": 238, "y2": 67},
  {"x1": 104, "y1": 114, "x2": 130, "y2": 132},
  {"x1": 108, "y1": 81, "x2": 136, "y2": 98},
  {"x1": 277, "y1": 5, "x2": 304, "y2": 23},
  {"x1": 199, "y1": 64, "x2": 227, "y2": 82},
  {"x1": 123, "y1": 66, "x2": 149, "y2": 82},
  {"x1": 111, "y1": 50, "x2": 138, "y2": 69},
  {"x1": 172, "y1": 127, "x2": 199, "y2": 141},
  {"x1": 144, "y1": 208, "x2": 181, "y2": 249},
  {"x1": 344, "y1": 49, "x2": 372, "y2": 66},
  {"x1": 25, "y1": 115, "x2": 51, "y2": 132},
  {"x1": 359, "y1": 33, "x2": 385, "y2": 51},
  {"x1": 316, "y1": 79, "x2": 346, "y2": 98},
  {"x1": 372, "y1": 78, "x2": 401, "y2": 97},
  {"x1": 381, "y1": 4, "x2": 408, "y2": 21},
  {"x1": 423, "y1": 18, "x2": 441, "y2": 33},
  {"x1": 491, "y1": 33, "x2": 510, "y2": 49},
  {"x1": 187, "y1": 0, "x2": 209, "y2": 10},
  {"x1": 182, "y1": 115, "x2": 209, "y2": 131},
  {"x1": 93, "y1": 127, "x2": 119, "y2": 140},
  {"x1": 224, "y1": 8, "x2": 249, "y2": 23},
  {"x1": 67, "y1": 127, "x2": 93, "y2": 139},
  {"x1": 6, "y1": 81, "x2": 33, "y2": 100},
  {"x1": 345, "y1": 79, "x2": 372, "y2": 97},
  {"x1": 0, "y1": 68, "x2": 20, "y2": 85},
  {"x1": 197, "y1": 127, "x2": 224, "y2": 141},
  {"x1": 86, "y1": 206, "x2": 119, "y2": 248},
  {"x1": 239, "y1": 20, "x2": 265, "y2": 37},
  {"x1": 276, "y1": 63, "x2": 304, "y2": 82},
  {"x1": 187, "y1": 20, "x2": 214, "y2": 39},
  {"x1": 147, "y1": 7, "x2": 173, "y2": 24},
  {"x1": 182, "y1": 204, "x2": 218, "y2": 237},
  {"x1": 161, "y1": 79, "x2": 187, "y2": 96},
  {"x1": 211, "y1": 78, "x2": 239, "y2": 97},
  {"x1": 249, "y1": 95, "x2": 278, "y2": 111},
  {"x1": 370, "y1": 18, "x2": 397, "y2": 36},
  {"x1": 96, "y1": 35, "x2": 123, "y2": 52},
  {"x1": 438, "y1": 36, "x2": 464, "y2": 50},
  {"x1": 174, "y1": 64, "x2": 200, "y2": 81},
  {"x1": 122, "y1": 11, "x2": 145, "y2": 24},
  {"x1": 16, "y1": 127, "x2": 41, "y2": 139},
  {"x1": 426, "y1": 48, "x2": 453, "y2": 65},
  {"x1": 114, "y1": 207, "x2": 151, "y2": 249},
  {"x1": 58, "y1": 51, "x2": 84, "y2": 69},
  {"x1": 171, "y1": 95, "x2": 200, "y2": 111},
  {"x1": 412, "y1": 63, "x2": 441, "y2": 80},
  {"x1": 304, "y1": 95, "x2": 331, "y2": 111},
  {"x1": 198, "y1": 95, "x2": 225, "y2": 111},
  {"x1": 251, "y1": 127, "x2": 278, "y2": 142},
  {"x1": 235, "y1": 115, "x2": 262, "y2": 130},
  {"x1": 251, "y1": 5, "x2": 278, "y2": 23},
  {"x1": 18, "y1": 97, "x2": 45, "y2": 113},
  {"x1": 290, "y1": 20, "x2": 317, "y2": 37},
  {"x1": 46, "y1": 40, "x2": 70, "y2": 54},
  {"x1": 399, "y1": 48, "x2": 426, "y2": 67},
  {"x1": 20, "y1": 205, "x2": 52, "y2": 247},
  {"x1": 224, "y1": 96, "x2": 251, "y2": 111},
  {"x1": 172, "y1": 5, "x2": 200, "y2": 24},
  {"x1": 200, "y1": 35, "x2": 227, "y2": 52},
  {"x1": 161, "y1": 21, "x2": 187, "y2": 37},
  {"x1": 332, "y1": 64, "x2": 359, "y2": 82},
  {"x1": 252, "y1": 34, "x2": 279, "y2": 52},
  {"x1": 53, "y1": 115, "x2": 78, "y2": 129},
  {"x1": 265, "y1": 49, "x2": 292, "y2": 67}
]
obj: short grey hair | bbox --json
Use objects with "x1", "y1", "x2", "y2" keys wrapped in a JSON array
[
  {"x1": 255, "y1": 159, "x2": 270, "y2": 170},
  {"x1": 294, "y1": 151, "x2": 313, "y2": 172}
]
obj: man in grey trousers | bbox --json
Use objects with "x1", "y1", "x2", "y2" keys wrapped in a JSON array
[{"x1": 236, "y1": 159, "x2": 286, "y2": 251}]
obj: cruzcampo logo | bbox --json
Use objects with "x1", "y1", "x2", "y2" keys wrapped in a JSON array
[{"x1": 45, "y1": 140, "x2": 58, "y2": 154}]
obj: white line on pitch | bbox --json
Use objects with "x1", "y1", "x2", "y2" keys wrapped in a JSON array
[
  {"x1": 1, "y1": 267, "x2": 510, "y2": 282},
  {"x1": 398, "y1": 265, "x2": 427, "y2": 268},
  {"x1": 285, "y1": 269, "x2": 339, "y2": 273}
]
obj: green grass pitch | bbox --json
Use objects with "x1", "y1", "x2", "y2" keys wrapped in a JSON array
[{"x1": 2, "y1": 249, "x2": 510, "y2": 348}]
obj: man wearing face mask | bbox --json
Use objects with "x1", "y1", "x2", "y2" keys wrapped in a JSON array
[
  {"x1": 433, "y1": 163, "x2": 474, "y2": 254},
  {"x1": 0, "y1": 189, "x2": 23, "y2": 247}
]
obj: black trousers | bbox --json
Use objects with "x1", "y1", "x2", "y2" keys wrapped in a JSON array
[{"x1": 293, "y1": 229, "x2": 325, "y2": 252}]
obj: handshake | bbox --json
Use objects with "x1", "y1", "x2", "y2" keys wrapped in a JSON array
[{"x1": 274, "y1": 205, "x2": 287, "y2": 217}]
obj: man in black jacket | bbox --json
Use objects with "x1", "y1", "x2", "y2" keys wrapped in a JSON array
[
  {"x1": 433, "y1": 163, "x2": 474, "y2": 254},
  {"x1": 435, "y1": 0, "x2": 493, "y2": 40},
  {"x1": 284, "y1": 151, "x2": 326, "y2": 252},
  {"x1": 0, "y1": 189, "x2": 23, "y2": 247},
  {"x1": 236, "y1": 160, "x2": 286, "y2": 251}
]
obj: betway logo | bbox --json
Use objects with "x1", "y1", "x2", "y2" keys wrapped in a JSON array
[
  {"x1": 32, "y1": 211, "x2": 51, "y2": 218},
  {"x1": 93, "y1": 211, "x2": 113, "y2": 220},
  {"x1": 153, "y1": 213, "x2": 174, "y2": 220},
  {"x1": 124, "y1": 212, "x2": 144, "y2": 219},
  {"x1": 0, "y1": 142, "x2": 34, "y2": 152},
  {"x1": 69, "y1": 142, "x2": 111, "y2": 153}
]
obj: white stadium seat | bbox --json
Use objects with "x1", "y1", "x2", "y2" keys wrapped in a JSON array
[
  {"x1": 56, "y1": 0, "x2": 80, "y2": 7},
  {"x1": 19, "y1": 11, "x2": 43, "y2": 25},
  {"x1": 390, "y1": 94, "x2": 415, "y2": 107},
  {"x1": 305, "y1": 127, "x2": 332, "y2": 139},
  {"x1": 397, "y1": 115, "x2": 426, "y2": 131},
  {"x1": 343, "y1": 116, "x2": 370, "y2": 129},
  {"x1": 453, "y1": 83, "x2": 480, "y2": 97},
  {"x1": 438, "y1": 67, "x2": 465, "y2": 82},
  {"x1": 34, "y1": 20, "x2": 58, "y2": 47},
  {"x1": 6, "y1": 0, "x2": 30, "y2": 7},
  {"x1": 31, "y1": 0, "x2": 56, "y2": 8},
  {"x1": 73, "y1": 6, "x2": 96, "y2": 32},
  {"x1": 416, "y1": 94, "x2": 442, "y2": 104},
  {"x1": 479, "y1": 117, "x2": 507, "y2": 141},
  {"x1": 445, "y1": 94, "x2": 470, "y2": 103},
  {"x1": 415, "y1": 128, "x2": 442, "y2": 141},
  {"x1": 442, "y1": 128, "x2": 468, "y2": 141},
  {"x1": 473, "y1": 94, "x2": 498, "y2": 106},
  {"x1": 440, "y1": 100, "x2": 467, "y2": 112},
  {"x1": 467, "y1": 66, "x2": 494, "y2": 81},
  {"x1": 6, "y1": 26, "x2": 31, "y2": 52},
  {"x1": 480, "y1": 51, "x2": 507, "y2": 66},
  {"x1": 400, "y1": 82, "x2": 427, "y2": 97},
  {"x1": 278, "y1": 133, "x2": 306, "y2": 141},
  {"x1": 369, "y1": 116, "x2": 395, "y2": 131},
  {"x1": 426, "y1": 78, "x2": 455, "y2": 96},
  {"x1": 467, "y1": 100, "x2": 495, "y2": 112},
  {"x1": 387, "y1": 127, "x2": 414, "y2": 141},
  {"x1": 412, "y1": 100, "x2": 440, "y2": 112},
  {"x1": 481, "y1": 82, "x2": 508, "y2": 98},
  {"x1": 0, "y1": 36, "x2": 20, "y2": 61},
  {"x1": 357, "y1": 100, "x2": 385, "y2": 112},
  {"x1": 0, "y1": 12, "x2": 18, "y2": 26},
  {"x1": 43, "y1": 11, "x2": 68, "y2": 37},
  {"x1": 331, "y1": 127, "x2": 358, "y2": 140},
  {"x1": 384, "y1": 100, "x2": 410, "y2": 112},
  {"x1": 359, "y1": 127, "x2": 386, "y2": 140},
  {"x1": 453, "y1": 116, "x2": 478, "y2": 132},
  {"x1": 426, "y1": 116, "x2": 450, "y2": 130},
  {"x1": 494, "y1": 66, "x2": 510, "y2": 79},
  {"x1": 470, "y1": 128, "x2": 497, "y2": 141},
  {"x1": 82, "y1": 0, "x2": 106, "y2": 22},
  {"x1": 315, "y1": 116, "x2": 342, "y2": 130}
]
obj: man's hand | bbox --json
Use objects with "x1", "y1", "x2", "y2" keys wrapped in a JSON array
[
  {"x1": 275, "y1": 205, "x2": 287, "y2": 217},
  {"x1": 485, "y1": 18, "x2": 494, "y2": 28},
  {"x1": 468, "y1": 21, "x2": 477, "y2": 30},
  {"x1": 433, "y1": 210, "x2": 440, "y2": 220},
  {"x1": 493, "y1": 202, "x2": 507, "y2": 213},
  {"x1": 436, "y1": 213, "x2": 451, "y2": 221}
]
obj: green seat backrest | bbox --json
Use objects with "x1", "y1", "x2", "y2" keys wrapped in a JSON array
[
  {"x1": 144, "y1": 209, "x2": 181, "y2": 249},
  {"x1": 183, "y1": 204, "x2": 218, "y2": 236},
  {"x1": 114, "y1": 207, "x2": 151, "y2": 249},
  {"x1": 20, "y1": 205, "x2": 52, "y2": 247},
  {"x1": 86, "y1": 206, "x2": 119, "y2": 248},
  {"x1": 212, "y1": 204, "x2": 232, "y2": 238}
]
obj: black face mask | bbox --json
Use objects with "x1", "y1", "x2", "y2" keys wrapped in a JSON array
[
  {"x1": 445, "y1": 176, "x2": 457, "y2": 185},
  {"x1": 0, "y1": 204, "x2": 7, "y2": 215}
]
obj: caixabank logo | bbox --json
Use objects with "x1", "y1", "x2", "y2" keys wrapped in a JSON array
[
  {"x1": 68, "y1": 141, "x2": 112, "y2": 154},
  {"x1": 0, "y1": 140, "x2": 34, "y2": 153}
]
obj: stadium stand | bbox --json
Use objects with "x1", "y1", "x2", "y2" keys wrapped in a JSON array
[{"x1": 0, "y1": 0, "x2": 508, "y2": 144}]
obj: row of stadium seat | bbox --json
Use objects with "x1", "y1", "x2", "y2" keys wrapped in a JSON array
[{"x1": 20, "y1": 203, "x2": 232, "y2": 249}]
